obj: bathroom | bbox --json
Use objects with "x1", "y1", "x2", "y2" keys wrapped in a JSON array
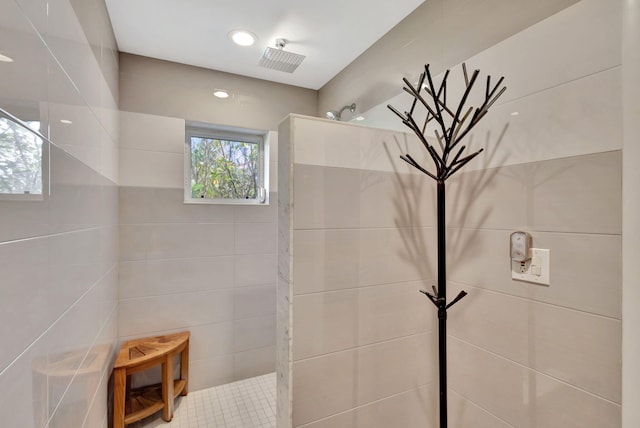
[{"x1": 0, "y1": 0, "x2": 639, "y2": 427}]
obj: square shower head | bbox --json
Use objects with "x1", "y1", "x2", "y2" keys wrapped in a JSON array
[{"x1": 257, "y1": 40, "x2": 305, "y2": 73}]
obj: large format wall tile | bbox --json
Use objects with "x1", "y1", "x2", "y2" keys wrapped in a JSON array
[
  {"x1": 234, "y1": 345, "x2": 276, "y2": 380},
  {"x1": 234, "y1": 284, "x2": 277, "y2": 319},
  {"x1": 235, "y1": 253, "x2": 277, "y2": 286},
  {"x1": 291, "y1": 117, "x2": 426, "y2": 173},
  {"x1": 292, "y1": 333, "x2": 436, "y2": 426},
  {"x1": 118, "y1": 165, "x2": 278, "y2": 390},
  {"x1": 318, "y1": 0, "x2": 582, "y2": 117},
  {"x1": 299, "y1": 385, "x2": 437, "y2": 428},
  {"x1": 448, "y1": 390, "x2": 514, "y2": 428},
  {"x1": 0, "y1": 0, "x2": 118, "y2": 422},
  {"x1": 460, "y1": 0, "x2": 620, "y2": 107},
  {"x1": 118, "y1": 289, "x2": 234, "y2": 336},
  {"x1": 447, "y1": 228, "x2": 621, "y2": 318},
  {"x1": 118, "y1": 256, "x2": 235, "y2": 298},
  {"x1": 119, "y1": 223, "x2": 235, "y2": 260},
  {"x1": 448, "y1": 283, "x2": 621, "y2": 403},
  {"x1": 449, "y1": 337, "x2": 621, "y2": 428},
  {"x1": 293, "y1": 282, "x2": 434, "y2": 360},
  {"x1": 293, "y1": 228, "x2": 437, "y2": 295},
  {"x1": 293, "y1": 164, "x2": 436, "y2": 230},
  {"x1": 119, "y1": 186, "x2": 236, "y2": 224},
  {"x1": 462, "y1": 68, "x2": 622, "y2": 171},
  {"x1": 447, "y1": 151, "x2": 622, "y2": 234}
]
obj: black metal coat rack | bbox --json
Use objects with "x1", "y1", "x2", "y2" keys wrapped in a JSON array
[{"x1": 388, "y1": 63, "x2": 506, "y2": 428}]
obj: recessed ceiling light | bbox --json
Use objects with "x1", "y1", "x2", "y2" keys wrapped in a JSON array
[
  {"x1": 229, "y1": 30, "x2": 256, "y2": 47},
  {"x1": 355, "y1": 116, "x2": 365, "y2": 121},
  {"x1": 213, "y1": 90, "x2": 229, "y2": 99},
  {"x1": 60, "y1": 119, "x2": 72, "y2": 124},
  {"x1": 510, "y1": 111, "x2": 520, "y2": 116},
  {"x1": 0, "y1": 53, "x2": 14, "y2": 63}
]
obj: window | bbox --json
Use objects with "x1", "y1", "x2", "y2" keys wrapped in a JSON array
[
  {"x1": 0, "y1": 109, "x2": 45, "y2": 201},
  {"x1": 185, "y1": 122, "x2": 268, "y2": 204}
]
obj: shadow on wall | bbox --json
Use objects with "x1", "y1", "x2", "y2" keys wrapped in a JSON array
[
  {"x1": 381, "y1": 123, "x2": 510, "y2": 284},
  {"x1": 383, "y1": 133, "x2": 435, "y2": 282},
  {"x1": 447, "y1": 124, "x2": 510, "y2": 265}
]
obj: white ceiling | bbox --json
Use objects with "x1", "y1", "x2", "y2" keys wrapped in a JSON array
[{"x1": 105, "y1": 0, "x2": 424, "y2": 90}]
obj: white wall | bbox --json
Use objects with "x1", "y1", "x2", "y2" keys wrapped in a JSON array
[
  {"x1": 0, "y1": 0, "x2": 119, "y2": 426},
  {"x1": 119, "y1": 53, "x2": 318, "y2": 132}
]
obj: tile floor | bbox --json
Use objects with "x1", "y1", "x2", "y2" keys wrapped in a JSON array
[{"x1": 131, "y1": 372, "x2": 276, "y2": 428}]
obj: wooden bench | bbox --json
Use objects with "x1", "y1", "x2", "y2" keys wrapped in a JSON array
[{"x1": 113, "y1": 331, "x2": 190, "y2": 427}]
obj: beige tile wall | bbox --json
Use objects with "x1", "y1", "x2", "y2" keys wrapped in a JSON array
[
  {"x1": 0, "y1": 0, "x2": 119, "y2": 427},
  {"x1": 281, "y1": 2, "x2": 622, "y2": 422},
  {"x1": 279, "y1": 116, "x2": 440, "y2": 428},
  {"x1": 117, "y1": 50, "x2": 318, "y2": 391},
  {"x1": 117, "y1": 110, "x2": 283, "y2": 390},
  {"x1": 118, "y1": 185, "x2": 279, "y2": 390}
]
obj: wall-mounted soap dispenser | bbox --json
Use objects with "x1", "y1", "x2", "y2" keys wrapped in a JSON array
[
  {"x1": 510, "y1": 231, "x2": 532, "y2": 263},
  {"x1": 510, "y1": 231, "x2": 551, "y2": 285}
]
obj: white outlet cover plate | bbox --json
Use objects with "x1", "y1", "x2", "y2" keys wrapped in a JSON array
[{"x1": 511, "y1": 248, "x2": 550, "y2": 286}]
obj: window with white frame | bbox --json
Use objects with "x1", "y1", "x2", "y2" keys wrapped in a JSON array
[
  {"x1": 0, "y1": 109, "x2": 45, "y2": 201},
  {"x1": 185, "y1": 122, "x2": 268, "y2": 204}
]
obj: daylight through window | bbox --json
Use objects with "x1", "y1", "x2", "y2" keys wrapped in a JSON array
[
  {"x1": 185, "y1": 123, "x2": 267, "y2": 204},
  {"x1": 0, "y1": 114, "x2": 44, "y2": 198}
]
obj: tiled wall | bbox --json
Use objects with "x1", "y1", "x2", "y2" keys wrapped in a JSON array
[
  {"x1": 441, "y1": 2, "x2": 622, "y2": 424},
  {"x1": 117, "y1": 111, "x2": 279, "y2": 391},
  {"x1": 281, "y1": 0, "x2": 622, "y2": 427},
  {"x1": 279, "y1": 115, "x2": 440, "y2": 427},
  {"x1": 0, "y1": 0, "x2": 119, "y2": 427},
  {"x1": 622, "y1": 1, "x2": 640, "y2": 425},
  {"x1": 117, "y1": 53, "x2": 318, "y2": 392}
]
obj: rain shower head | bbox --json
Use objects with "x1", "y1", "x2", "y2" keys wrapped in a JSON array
[
  {"x1": 258, "y1": 39, "x2": 306, "y2": 73},
  {"x1": 326, "y1": 103, "x2": 356, "y2": 121}
]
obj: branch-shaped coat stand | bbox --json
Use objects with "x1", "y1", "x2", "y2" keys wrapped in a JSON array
[{"x1": 388, "y1": 63, "x2": 506, "y2": 428}]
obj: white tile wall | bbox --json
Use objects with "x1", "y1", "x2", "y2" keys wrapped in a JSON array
[
  {"x1": 283, "y1": 19, "x2": 623, "y2": 418},
  {"x1": 118, "y1": 113, "x2": 280, "y2": 391},
  {"x1": 0, "y1": 1, "x2": 119, "y2": 428},
  {"x1": 448, "y1": 337, "x2": 621, "y2": 428},
  {"x1": 119, "y1": 148, "x2": 184, "y2": 188},
  {"x1": 281, "y1": 116, "x2": 442, "y2": 427},
  {"x1": 358, "y1": 0, "x2": 622, "y2": 171}
]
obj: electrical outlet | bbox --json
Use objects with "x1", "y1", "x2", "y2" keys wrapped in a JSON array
[
  {"x1": 518, "y1": 261, "x2": 528, "y2": 273},
  {"x1": 511, "y1": 248, "x2": 550, "y2": 286}
]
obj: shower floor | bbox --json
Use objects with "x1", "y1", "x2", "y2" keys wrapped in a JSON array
[{"x1": 130, "y1": 372, "x2": 276, "y2": 428}]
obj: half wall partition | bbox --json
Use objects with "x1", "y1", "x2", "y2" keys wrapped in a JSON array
[{"x1": 277, "y1": 115, "x2": 441, "y2": 427}]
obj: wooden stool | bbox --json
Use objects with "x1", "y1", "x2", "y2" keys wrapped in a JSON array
[{"x1": 113, "y1": 331, "x2": 190, "y2": 427}]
